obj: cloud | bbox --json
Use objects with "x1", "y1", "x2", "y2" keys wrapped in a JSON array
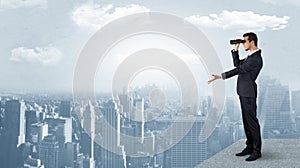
[
  {"x1": 0, "y1": 0, "x2": 47, "y2": 9},
  {"x1": 71, "y1": 3, "x2": 150, "y2": 29},
  {"x1": 260, "y1": 0, "x2": 277, "y2": 5},
  {"x1": 10, "y1": 46, "x2": 62, "y2": 65},
  {"x1": 260, "y1": 0, "x2": 300, "y2": 6},
  {"x1": 185, "y1": 10, "x2": 290, "y2": 32}
]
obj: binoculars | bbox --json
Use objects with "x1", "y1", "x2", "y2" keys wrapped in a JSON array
[{"x1": 230, "y1": 39, "x2": 245, "y2": 45}]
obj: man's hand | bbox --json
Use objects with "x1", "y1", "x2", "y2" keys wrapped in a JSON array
[
  {"x1": 234, "y1": 42, "x2": 240, "y2": 51},
  {"x1": 208, "y1": 74, "x2": 222, "y2": 84}
]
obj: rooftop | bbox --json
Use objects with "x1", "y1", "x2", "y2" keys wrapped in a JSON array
[{"x1": 197, "y1": 139, "x2": 300, "y2": 168}]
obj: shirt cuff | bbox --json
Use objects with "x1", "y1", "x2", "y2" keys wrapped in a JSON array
[
  {"x1": 232, "y1": 48, "x2": 239, "y2": 52},
  {"x1": 221, "y1": 73, "x2": 226, "y2": 80}
]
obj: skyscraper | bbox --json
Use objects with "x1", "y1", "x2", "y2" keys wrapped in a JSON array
[
  {"x1": 292, "y1": 91, "x2": 300, "y2": 117},
  {"x1": 26, "y1": 110, "x2": 39, "y2": 141},
  {"x1": 99, "y1": 100, "x2": 124, "y2": 168},
  {"x1": 258, "y1": 76, "x2": 277, "y2": 118},
  {"x1": 164, "y1": 116, "x2": 207, "y2": 168},
  {"x1": 118, "y1": 94, "x2": 130, "y2": 114},
  {"x1": 59, "y1": 101, "x2": 71, "y2": 118},
  {"x1": 64, "y1": 142, "x2": 80, "y2": 168},
  {"x1": 296, "y1": 116, "x2": 300, "y2": 133},
  {"x1": 44, "y1": 117, "x2": 72, "y2": 167},
  {"x1": 260, "y1": 80, "x2": 292, "y2": 138},
  {"x1": 134, "y1": 98, "x2": 145, "y2": 142},
  {"x1": 81, "y1": 101, "x2": 95, "y2": 168},
  {"x1": 30, "y1": 122, "x2": 48, "y2": 144},
  {"x1": 39, "y1": 135, "x2": 59, "y2": 168},
  {"x1": 44, "y1": 117, "x2": 72, "y2": 146},
  {"x1": 0, "y1": 100, "x2": 26, "y2": 167},
  {"x1": 6, "y1": 100, "x2": 26, "y2": 146}
]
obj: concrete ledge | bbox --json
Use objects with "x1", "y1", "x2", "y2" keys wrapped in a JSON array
[{"x1": 197, "y1": 139, "x2": 300, "y2": 168}]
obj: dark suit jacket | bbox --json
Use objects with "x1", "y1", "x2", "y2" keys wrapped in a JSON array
[{"x1": 221, "y1": 49, "x2": 263, "y2": 98}]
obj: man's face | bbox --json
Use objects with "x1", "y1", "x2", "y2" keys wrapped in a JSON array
[{"x1": 243, "y1": 36, "x2": 251, "y2": 51}]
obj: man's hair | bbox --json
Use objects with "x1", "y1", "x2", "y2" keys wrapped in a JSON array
[{"x1": 243, "y1": 32, "x2": 258, "y2": 46}]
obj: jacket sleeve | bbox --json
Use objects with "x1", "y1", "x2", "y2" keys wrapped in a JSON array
[
  {"x1": 232, "y1": 49, "x2": 245, "y2": 67},
  {"x1": 236, "y1": 56, "x2": 261, "y2": 73},
  {"x1": 222, "y1": 56, "x2": 261, "y2": 80},
  {"x1": 221, "y1": 68, "x2": 238, "y2": 79}
]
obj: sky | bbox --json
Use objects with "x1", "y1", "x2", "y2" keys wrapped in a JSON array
[{"x1": 0, "y1": 0, "x2": 299, "y2": 94}]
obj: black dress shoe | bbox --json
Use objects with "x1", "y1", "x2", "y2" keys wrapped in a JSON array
[
  {"x1": 245, "y1": 152, "x2": 262, "y2": 161},
  {"x1": 235, "y1": 147, "x2": 253, "y2": 157}
]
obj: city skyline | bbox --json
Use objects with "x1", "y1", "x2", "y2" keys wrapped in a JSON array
[
  {"x1": 1, "y1": 74, "x2": 300, "y2": 167},
  {"x1": 1, "y1": 1, "x2": 300, "y2": 167}
]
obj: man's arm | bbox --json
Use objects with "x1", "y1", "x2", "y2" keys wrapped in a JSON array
[
  {"x1": 221, "y1": 68, "x2": 238, "y2": 80},
  {"x1": 208, "y1": 44, "x2": 248, "y2": 84},
  {"x1": 235, "y1": 56, "x2": 261, "y2": 73},
  {"x1": 219, "y1": 56, "x2": 261, "y2": 81},
  {"x1": 232, "y1": 42, "x2": 248, "y2": 67},
  {"x1": 208, "y1": 61, "x2": 240, "y2": 84},
  {"x1": 232, "y1": 49, "x2": 245, "y2": 67},
  {"x1": 207, "y1": 68, "x2": 238, "y2": 84}
]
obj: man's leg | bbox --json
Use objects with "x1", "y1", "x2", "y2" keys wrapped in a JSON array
[
  {"x1": 240, "y1": 96, "x2": 262, "y2": 161},
  {"x1": 241, "y1": 97, "x2": 261, "y2": 152},
  {"x1": 235, "y1": 96, "x2": 255, "y2": 157},
  {"x1": 240, "y1": 97, "x2": 254, "y2": 150}
]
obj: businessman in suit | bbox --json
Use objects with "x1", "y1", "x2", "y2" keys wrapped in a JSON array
[{"x1": 208, "y1": 32, "x2": 263, "y2": 161}]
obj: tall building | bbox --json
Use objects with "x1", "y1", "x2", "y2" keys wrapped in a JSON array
[
  {"x1": 5, "y1": 100, "x2": 26, "y2": 146},
  {"x1": 118, "y1": 94, "x2": 130, "y2": 113},
  {"x1": 224, "y1": 97, "x2": 240, "y2": 122},
  {"x1": 44, "y1": 117, "x2": 72, "y2": 146},
  {"x1": 133, "y1": 98, "x2": 144, "y2": 121},
  {"x1": 26, "y1": 110, "x2": 39, "y2": 141},
  {"x1": 0, "y1": 100, "x2": 26, "y2": 167},
  {"x1": 64, "y1": 142, "x2": 81, "y2": 168},
  {"x1": 31, "y1": 122, "x2": 48, "y2": 144},
  {"x1": 218, "y1": 120, "x2": 234, "y2": 148},
  {"x1": 99, "y1": 100, "x2": 124, "y2": 168},
  {"x1": 39, "y1": 135, "x2": 59, "y2": 168},
  {"x1": 134, "y1": 98, "x2": 145, "y2": 141},
  {"x1": 44, "y1": 117, "x2": 72, "y2": 167},
  {"x1": 295, "y1": 116, "x2": 300, "y2": 133},
  {"x1": 75, "y1": 153, "x2": 84, "y2": 168},
  {"x1": 164, "y1": 116, "x2": 207, "y2": 168},
  {"x1": 83, "y1": 155, "x2": 95, "y2": 168},
  {"x1": 232, "y1": 122, "x2": 245, "y2": 142},
  {"x1": 258, "y1": 76, "x2": 277, "y2": 118},
  {"x1": 59, "y1": 101, "x2": 71, "y2": 118},
  {"x1": 81, "y1": 101, "x2": 95, "y2": 168},
  {"x1": 200, "y1": 96, "x2": 211, "y2": 117},
  {"x1": 100, "y1": 100, "x2": 118, "y2": 129},
  {"x1": 292, "y1": 91, "x2": 300, "y2": 117},
  {"x1": 260, "y1": 80, "x2": 292, "y2": 138}
]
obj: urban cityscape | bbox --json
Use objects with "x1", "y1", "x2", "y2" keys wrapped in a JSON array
[
  {"x1": 0, "y1": 75, "x2": 300, "y2": 168},
  {"x1": 0, "y1": 0, "x2": 299, "y2": 167}
]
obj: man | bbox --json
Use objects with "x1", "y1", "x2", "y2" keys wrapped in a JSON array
[{"x1": 208, "y1": 32, "x2": 263, "y2": 161}]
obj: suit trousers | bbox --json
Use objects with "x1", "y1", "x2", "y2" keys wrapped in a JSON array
[{"x1": 239, "y1": 96, "x2": 262, "y2": 153}]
